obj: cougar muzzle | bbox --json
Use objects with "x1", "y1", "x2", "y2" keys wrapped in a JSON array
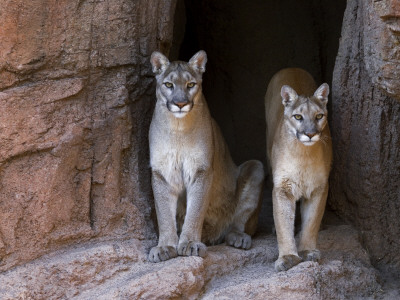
[{"x1": 167, "y1": 96, "x2": 193, "y2": 117}]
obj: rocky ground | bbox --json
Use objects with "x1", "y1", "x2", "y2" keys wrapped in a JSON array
[
  {"x1": 0, "y1": 224, "x2": 388, "y2": 300},
  {"x1": 1, "y1": 191, "x2": 397, "y2": 300}
]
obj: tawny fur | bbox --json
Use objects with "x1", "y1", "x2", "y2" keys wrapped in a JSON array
[
  {"x1": 265, "y1": 68, "x2": 332, "y2": 271},
  {"x1": 148, "y1": 50, "x2": 264, "y2": 263}
]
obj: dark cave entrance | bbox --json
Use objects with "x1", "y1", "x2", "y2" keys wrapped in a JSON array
[
  {"x1": 170, "y1": 0, "x2": 346, "y2": 169},
  {"x1": 169, "y1": 0, "x2": 347, "y2": 232}
]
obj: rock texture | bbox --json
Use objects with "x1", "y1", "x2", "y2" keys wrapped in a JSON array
[
  {"x1": 330, "y1": 0, "x2": 400, "y2": 270},
  {"x1": 364, "y1": 0, "x2": 400, "y2": 100},
  {"x1": 0, "y1": 225, "x2": 382, "y2": 299},
  {"x1": 0, "y1": 0, "x2": 177, "y2": 271}
]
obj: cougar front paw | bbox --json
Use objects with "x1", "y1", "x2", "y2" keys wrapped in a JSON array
[
  {"x1": 299, "y1": 249, "x2": 321, "y2": 262},
  {"x1": 177, "y1": 241, "x2": 207, "y2": 257},
  {"x1": 275, "y1": 254, "x2": 302, "y2": 272},
  {"x1": 148, "y1": 246, "x2": 178, "y2": 263},
  {"x1": 226, "y1": 231, "x2": 252, "y2": 250}
]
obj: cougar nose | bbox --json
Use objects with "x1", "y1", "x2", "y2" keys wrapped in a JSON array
[
  {"x1": 173, "y1": 100, "x2": 188, "y2": 109},
  {"x1": 305, "y1": 132, "x2": 317, "y2": 139}
]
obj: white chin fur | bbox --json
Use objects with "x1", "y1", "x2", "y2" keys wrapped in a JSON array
[
  {"x1": 169, "y1": 105, "x2": 191, "y2": 118},
  {"x1": 298, "y1": 133, "x2": 320, "y2": 146},
  {"x1": 301, "y1": 140, "x2": 317, "y2": 146},
  {"x1": 172, "y1": 111, "x2": 188, "y2": 118}
]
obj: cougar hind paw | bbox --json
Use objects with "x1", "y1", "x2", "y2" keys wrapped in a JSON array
[
  {"x1": 225, "y1": 231, "x2": 252, "y2": 250},
  {"x1": 299, "y1": 249, "x2": 321, "y2": 262}
]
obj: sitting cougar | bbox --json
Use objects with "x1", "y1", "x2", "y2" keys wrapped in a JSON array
[
  {"x1": 148, "y1": 50, "x2": 264, "y2": 262},
  {"x1": 265, "y1": 68, "x2": 332, "y2": 271}
]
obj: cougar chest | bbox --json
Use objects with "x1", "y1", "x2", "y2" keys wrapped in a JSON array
[
  {"x1": 150, "y1": 123, "x2": 212, "y2": 191},
  {"x1": 295, "y1": 151, "x2": 327, "y2": 199},
  {"x1": 274, "y1": 141, "x2": 328, "y2": 200}
]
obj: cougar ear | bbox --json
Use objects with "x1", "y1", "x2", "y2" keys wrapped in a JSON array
[
  {"x1": 150, "y1": 51, "x2": 170, "y2": 75},
  {"x1": 281, "y1": 85, "x2": 298, "y2": 107},
  {"x1": 189, "y1": 50, "x2": 207, "y2": 74},
  {"x1": 314, "y1": 83, "x2": 329, "y2": 103}
]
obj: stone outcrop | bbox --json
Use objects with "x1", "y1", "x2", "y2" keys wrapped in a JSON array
[
  {"x1": 0, "y1": 0, "x2": 177, "y2": 271},
  {"x1": 364, "y1": 0, "x2": 400, "y2": 100},
  {"x1": 330, "y1": 0, "x2": 400, "y2": 269},
  {"x1": 0, "y1": 225, "x2": 382, "y2": 299}
]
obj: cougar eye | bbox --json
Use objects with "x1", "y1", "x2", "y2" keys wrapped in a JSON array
[
  {"x1": 316, "y1": 114, "x2": 324, "y2": 120},
  {"x1": 294, "y1": 114, "x2": 303, "y2": 121},
  {"x1": 164, "y1": 82, "x2": 173, "y2": 88},
  {"x1": 187, "y1": 82, "x2": 196, "y2": 88}
]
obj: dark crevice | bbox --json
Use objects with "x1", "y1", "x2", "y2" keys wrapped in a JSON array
[
  {"x1": 88, "y1": 130, "x2": 95, "y2": 228},
  {"x1": 174, "y1": 0, "x2": 346, "y2": 165},
  {"x1": 87, "y1": 0, "x2": 96, "y2": 231},
  {"x1": 171, "y1": 0, "x2": 347, "y2": 235}
]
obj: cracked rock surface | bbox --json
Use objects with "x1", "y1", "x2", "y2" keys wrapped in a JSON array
[
  {"x1": 0, "y1": 225, "x2": 384, "y2": 299},
  {"x1": 0, "y1": 0, "x2": 176, "y2": 271}
]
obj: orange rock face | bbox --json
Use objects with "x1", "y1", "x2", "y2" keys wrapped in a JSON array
[{"x1": 0, "y1": 0, "x2": 177, "y2": 270}]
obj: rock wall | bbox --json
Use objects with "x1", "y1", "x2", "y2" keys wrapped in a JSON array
[
  {"x1": 330, "y1": 0, "x2": 400, "y2": 269},
  {"x1": 0, "y1": 0, "x2": 177, "y2": 271}
]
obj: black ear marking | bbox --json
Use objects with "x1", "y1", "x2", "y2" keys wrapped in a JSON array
[
  {"x1": 281, "y1": 85, "x2": 298, "y2": 107},
  {"x1": 150, "y1": 51, "x2": 170, "y2": 75},
  {"x1": 189, "y1": 50, "x2": 207, "y2": 74}
]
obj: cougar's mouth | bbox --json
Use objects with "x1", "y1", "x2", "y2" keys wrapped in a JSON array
[
  {"x1": 167, "y1": 101, "x2": 194, "y2": 118},
  {"x1": 296, "y1": 131, "x2": 320, "y2": 146},
  {"x1": 302, "y1": 140, "x2": 317, "y2": 146},
  {"x1": 173, "y1": 111, "x2": 189, "y2": 118}
]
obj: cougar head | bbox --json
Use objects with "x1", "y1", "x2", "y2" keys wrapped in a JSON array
[
  {"x1": 281, "y1": 83, "x2": 329, "y2": 146},
  {"x1": 150, "y1": 50, "x2": 207, "y2": 118}
]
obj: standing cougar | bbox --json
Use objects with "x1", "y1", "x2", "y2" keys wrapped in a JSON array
[
  {"x1": 265, "y1": 68, "x2": 332, "y2": 271},
  {"x1": 148, "y1": 50, "x2": 264, "y2": 263}
]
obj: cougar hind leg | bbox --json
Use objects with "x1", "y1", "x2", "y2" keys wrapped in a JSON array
[{"x1": 225, "y1": 160, "x2": 264, "y2": 249}]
